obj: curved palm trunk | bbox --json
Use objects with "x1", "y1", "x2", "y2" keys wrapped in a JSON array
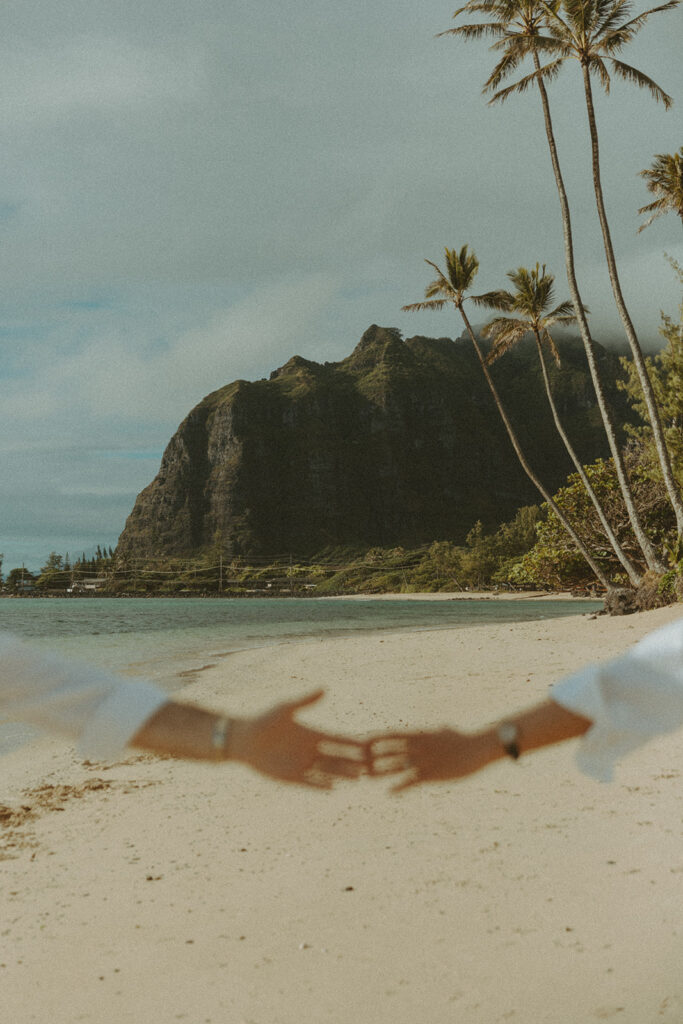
[
  {"x1": 532, "y1": 51, "x2": 662, "y2": 573},
  {"x1": 581, "y1": 63, "x2": 683, "y2": 541},
  {"x1": 533, "y1": 331, "x2": 641, "y2": 585},
  {"x1": 458, "y1": 304, "x2": 613, "y2": 589}
]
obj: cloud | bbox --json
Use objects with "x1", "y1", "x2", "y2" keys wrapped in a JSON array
[
  {"x1": 0, "y1": 0, "x2": 680, "y2": 570},
  {"x1": 0, "y1": 35, "x2": 204, "y2": 125},
  {"x1": 0, "y1": 274, "x2": 341, "y2": 446}
]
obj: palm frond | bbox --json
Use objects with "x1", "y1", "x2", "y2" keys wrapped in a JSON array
[
  {"x1": 470, "y1": 289, "x2": 514, "y2": 310},
  {"x1": 590, "y1": 54, "x2": 613, "y2": 92},
  {"x1": 482, "y1": 318, "x2": 530, "y2": 362},
  {"x1": 639, "y1": 149, "x2": 683, "y2": 191},
  {"x1": 606, "y1": 0, "x2": 680, "y2": 37},
  {"x1": 484, "y1": 45, "x2": 529, "y2": 91},
  {"x1": 637, "y1": 149, "x2": 683, "y2": 229},
  {"x1": 637, "y1": 197, "x2": 665, "y2": 216},
  {"x1": 453, "y1": 0, "x2": 500, "y2": 17},
  {"x1": 447, "y1": 245, "x2": 480, "y2": 291},
  {"x1": 593, "y1": 0, "x2": 633, "y2": 35},
  {"x1": 598, "y1": 23, "x2": 642, "y2": 52},
  {"x1": 425, "y1": 279, "x2": 449, "y2": 299},
  {"x1": 608, "y1": 57, "x2": 674, "y2": 107},
  {"x1": 438, "y1": 22, "x2": 507, "y2": 39},
  {"x1": 637, "y1": 197, "x2": 675, "y2": 231},
  {"x1": 505, "y1": 263, "x2": 555, "y2": 318},
  {"x1": 539, "y1": 0, "x2": 575, "y2": 36},
  {"x1": 488, "y1": 57, "x2": 565, "y2": 103},
  {"x1": 550, "y1": 314, "x2": 586, "y2": 327},
  {"x1": 528, "y1": 33, "x2": 573, "y2": 55},
  {"x1": 402, "y1": 299, "x2": 451, "y2": 313},
  {"x1": 548, "y1": 300, "x2": 580, "y2": 319},
  {"x1": 423, "y1": 259, "x2": 453, "y2": 295}
]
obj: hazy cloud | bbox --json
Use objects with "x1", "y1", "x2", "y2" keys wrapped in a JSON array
[{"x1": 1, "y1": 0, "x2": 681, "y2": 569}]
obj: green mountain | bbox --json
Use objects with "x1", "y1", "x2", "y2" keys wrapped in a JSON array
[{"x1": 117, "y1": 325, "x2": 631, "y2": 559}]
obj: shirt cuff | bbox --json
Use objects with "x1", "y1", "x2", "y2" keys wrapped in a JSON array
[
  {"x1": 551, "y1": 666, "x2": 615, "y2": 781},
  {"x1": 77, "y1": 683, "x2": 169, "y2": 761},
  {"x1": 552, "y1": 640, "x2": 683, "y2": 782}
]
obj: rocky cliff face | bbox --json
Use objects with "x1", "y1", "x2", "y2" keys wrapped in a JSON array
[{"x1": 117, "y1": 325, "x2": 628, "y2": 558}]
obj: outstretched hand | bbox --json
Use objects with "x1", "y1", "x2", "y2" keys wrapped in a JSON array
[
  {"x1": 370, "y1": 728, "x2": 499, "y2": 792},
  {"x1": 228, "y1": 690, "x2": 370, "y2": 789}
]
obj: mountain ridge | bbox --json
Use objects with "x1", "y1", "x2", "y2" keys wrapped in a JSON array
[{"x1": 117, "y1": 325, "x2": 631, "y2": 559}]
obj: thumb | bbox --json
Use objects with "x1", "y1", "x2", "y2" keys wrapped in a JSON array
[
  {"x1": 286, "y1": 689, "x2": 326, "y2": 713},
  {"x1": 391, "y1": 775, "x2": 417, "y2": 795}
]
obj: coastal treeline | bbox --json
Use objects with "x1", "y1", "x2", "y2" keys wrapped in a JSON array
[
  {"x1": 400, "y1": 0, "x2": 682, "y2": 607},
  {"x1": 0, "y1": 510, "x2": 539, "y2": 596}
]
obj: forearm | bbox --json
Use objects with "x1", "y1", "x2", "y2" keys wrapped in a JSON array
[
  {"x1": 129, "y1": 702, "x2": 237, "y2": 761},
  {"x1": 473, "y1": 699, "x2": 592, "y2": 765}
]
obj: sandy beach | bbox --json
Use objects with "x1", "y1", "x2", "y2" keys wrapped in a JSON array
[{"x1": 2, "y1": 602, "x2": 683, "y2": 1024}]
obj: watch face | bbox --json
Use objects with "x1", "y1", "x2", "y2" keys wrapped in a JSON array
[{"x1": 498, "y1": 722, "x2": 518, "y2": 745}]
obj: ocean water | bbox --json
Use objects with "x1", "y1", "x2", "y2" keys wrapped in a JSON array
[{"x1": 0, "y1": 596, "x2": 602, "y2": 689}]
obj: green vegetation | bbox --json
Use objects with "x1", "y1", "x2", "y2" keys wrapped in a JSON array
[
  {"x1": 444, "y1": 0, "x2": 664, "y2": 573},
  {"x1": 418, "y1": 0, "x2": 683, "y2": 604},
  {"x1": 0, "y1": 509, "x2": 547, "y2": 597},
  {"x1": 2, "y1": 547, "x2": 116, "y2": 595},
  {"x1": 513, "y1": 268, "x2": 683, "y2": 594},
  {"x1": 403, "y1": 248, "x2": 613, "y2": 587},
  {"x1": 5, "y1": 4, "x2": 680, "y2": 607}
]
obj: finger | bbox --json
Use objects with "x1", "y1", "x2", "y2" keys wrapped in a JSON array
[
  {"x1": 371, "y1": 737, "x2": 409, "y2": 756},
  {"x1": 316, "y1": 755, "x2": 367, "y2": 779},
  {"x1": 301, "y1": 768, "x2": 334, "y2": 790},
  {"x1": 318, "y1": 739, "x2": 367, "y2": 761},
  {"x1": 370, "y1": 754, "x2": 411, "y2": 776},
  {"x1": 390, "y1": 772, "x2": 420, "y2": 794}
]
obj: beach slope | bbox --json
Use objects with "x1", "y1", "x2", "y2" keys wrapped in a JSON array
[{"x1": 2, "y1": 604, "x2": 683, "y2": 1023}]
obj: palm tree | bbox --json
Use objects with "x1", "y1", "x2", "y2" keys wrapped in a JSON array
[
  {"x1": 481, "y1": 263, "x2": 641, "y2": 584},
  {"x1": 440, "y1": 0, "x2": 666, "y2": 572},
  {"x1": 638, "y1": 147, "x2": 683, "y2": 232},
  {"x1": 402, "y1": 246, "x2": 613, "y2": 589},
  {"x1": 518, "y1": 0, "x2": 683, "y2": 538}
]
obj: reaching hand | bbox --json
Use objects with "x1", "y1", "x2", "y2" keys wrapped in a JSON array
[
  {"x1": 228, "y1": 689, "x2": 370, "y2": 789},
  {"x1": 370, "y1": 728, "x2": 499, "y2": 792}
]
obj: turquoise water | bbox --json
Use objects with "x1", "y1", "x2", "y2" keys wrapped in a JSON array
[{"x1": 0, "y1": 596, "x2": 602, "y2": 688}]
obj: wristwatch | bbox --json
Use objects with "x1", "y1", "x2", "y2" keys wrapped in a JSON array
[
  {"x1": 497, "y1": 720, "x2": 520, "y2": 760},
  {"x1": 212, "y1": 715, "x2": 232, "y2": 757}
]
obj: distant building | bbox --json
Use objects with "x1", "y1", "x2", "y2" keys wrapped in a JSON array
[{"x1": 67, "y1": 577, "x2": 107, "y2": 594}]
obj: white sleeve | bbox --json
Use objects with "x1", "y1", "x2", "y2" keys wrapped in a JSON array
[
  {"x1": 551, "y1": 618, "x2": 683, "y2": 781},
  {"x1": 0, "y1": 632, "x2": 169, "y2": 761}
]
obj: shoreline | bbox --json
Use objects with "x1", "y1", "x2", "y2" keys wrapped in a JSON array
[
  {"x1": 0, "y1": 588, "x2": 597, "y2": 602},
  {"x1": 2, "y1": 603, "x2": 682, "y2": 1022},
  {"x1": 322, "y1": 588, "x2": 596, "y2": 601}
]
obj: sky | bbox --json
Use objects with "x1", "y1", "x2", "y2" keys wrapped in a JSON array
[{"x1": 1, "y1": 0, "x2": 682, "y2": 573}]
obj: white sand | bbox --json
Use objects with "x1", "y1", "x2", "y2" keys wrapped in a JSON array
[{"x1": 2, "y1": 603, "x2": 683, "y2": 1024}]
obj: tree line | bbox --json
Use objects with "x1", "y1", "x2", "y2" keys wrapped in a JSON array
[{"x1": 403, "y1": 0, "x2": 682, "y2": 606}]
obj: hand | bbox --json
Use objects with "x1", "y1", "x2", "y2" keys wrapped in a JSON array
[
  {"x1": 370, "y1": 727, "x2": 500, "y2": 792},
  {"x1": 228, "y1": 690, "x2": 369, "y2": 789}
]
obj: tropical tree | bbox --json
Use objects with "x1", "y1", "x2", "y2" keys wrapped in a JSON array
[
  {"x1": 481, "y1": 263, "x2": 642, "y2": 583},
  {"x1": 402, "y1": 246, "x2": 613, "y2": 588},
  {"x1": 638, "y1": 147, "x2": 683, "y2": 232},
  {"x1": 619, "y1": 257, "x2": 683, "y2": 482},
  {"x1": 529, "y1": 0, "x2": 683, "y2": 536},
  {"x1": 441, "y1": 0, "x2": 666, "y2": 572}
]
